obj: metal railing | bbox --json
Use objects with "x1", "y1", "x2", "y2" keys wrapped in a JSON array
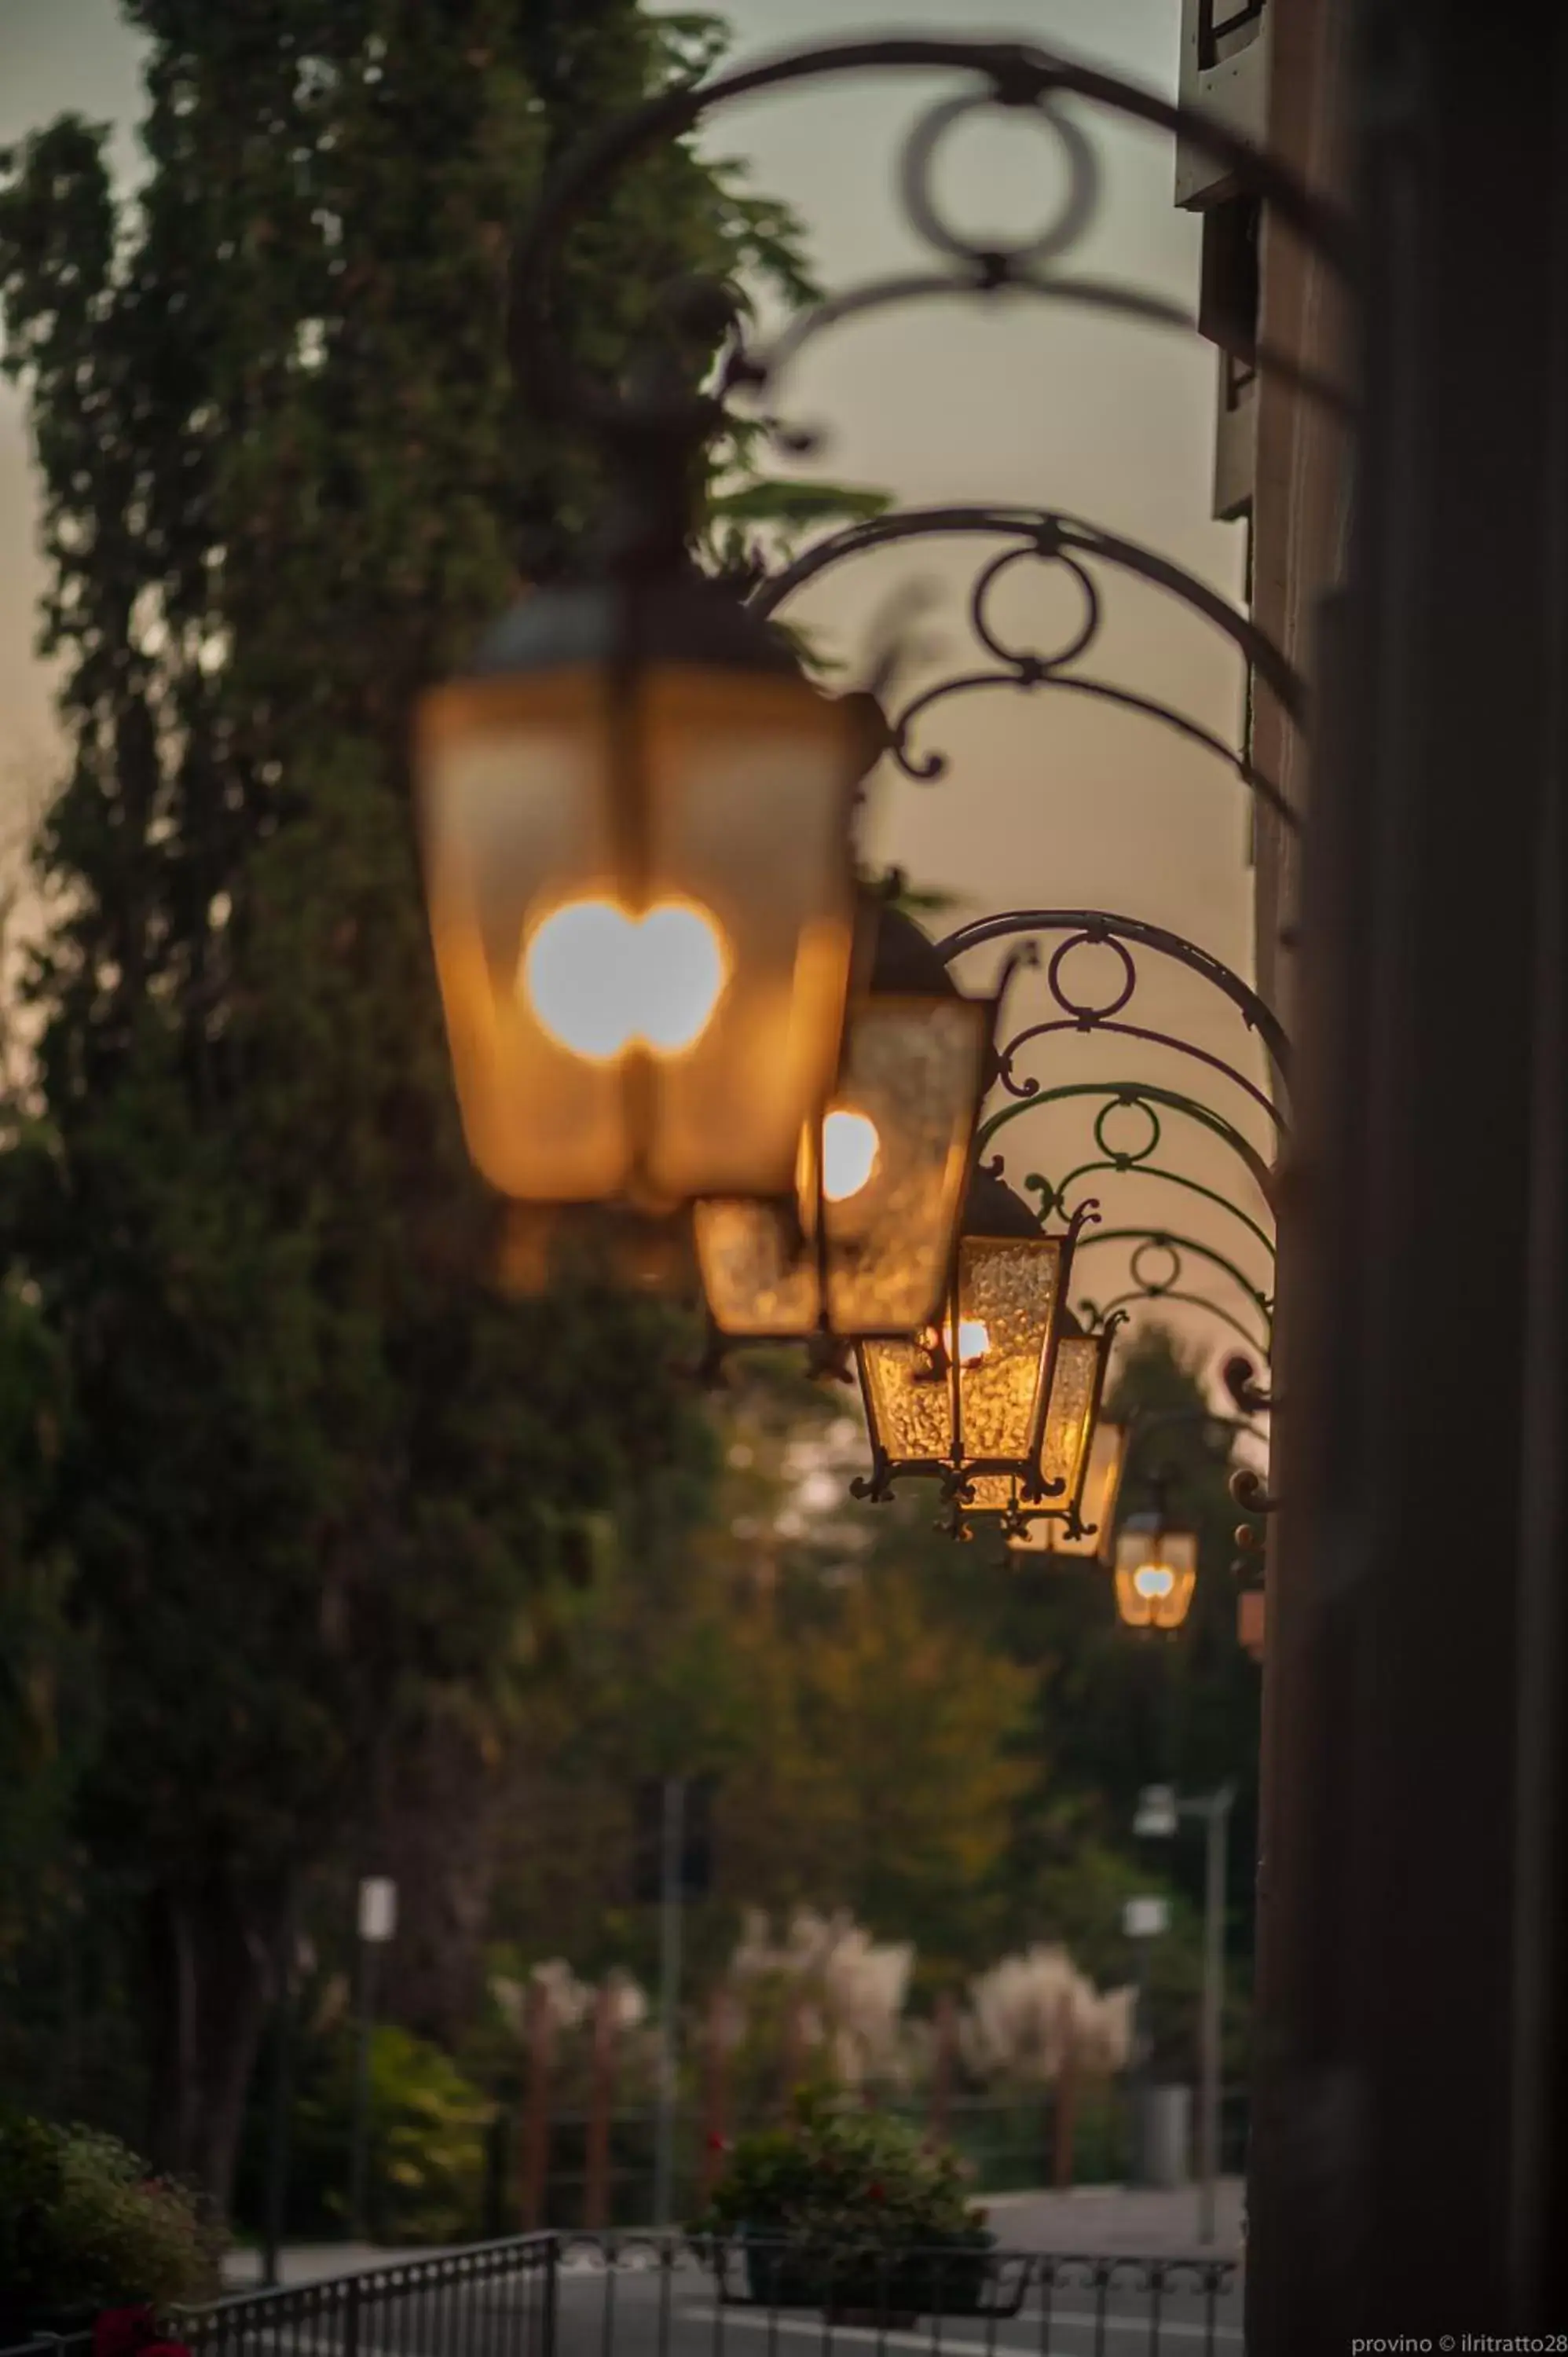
[{"x1": 2, "y1": 2231, "x2": 1243, "y2": 2357}]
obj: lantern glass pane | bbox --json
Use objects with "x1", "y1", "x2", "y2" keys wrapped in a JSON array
[
  {"x1": 419, "y1": 669, "x2": 630, "y2": 1200},
  {"x1": 824, "y1": 995, "x2": 989, "y2": 1331},
  {"x1": 859, "y1": 1329, "x2": 956, "y2": 1467},
  {"x1": 972, "y1": 1338, "x2": 1103, "y2": 1534},
  {"x1": 418, "y1": 663, "x2": 857, "y2": 1208},
  {"x1": 1040, "y1": 1332, "x2": 1098, "y2": 1495},
  {"x1": 694, "y1": 993, "x2": 988, "y2": 1336},
  {"x1": 956, "y1": 1233, "x2": 1062, "y2": 1463},
  {"x1": 691, "y1": 1197, "x2": 815, "y2": 1335},
  {"x1": 1079, "y1": 1417, "x2": 1130, "y2": 1552},
  {"x1": 641, "y1": 668, "x2": 857, "y2": 1202},
  {"x1": 1009, "y1": 1416, "x2": 1130, "y2": 1556}
]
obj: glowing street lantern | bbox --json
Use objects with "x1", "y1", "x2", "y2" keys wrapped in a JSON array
[
  {"x1": 1114, "y1": 1514, "x2": 1199, "y2": 1631},
  {"x1": 416, "y1": 574, "x2": 872, "y2": 1211},
  {"x1": 852, "y1": 1165, "x2": 1090, "y2": 1519},
  {"x1": 694, "y1": 902, "x2": 991, "y2": 1338}
]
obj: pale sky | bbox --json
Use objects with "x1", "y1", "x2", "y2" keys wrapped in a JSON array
[{"x1": 0, "y1": 2, "x2": 1273, "y2": 1383}]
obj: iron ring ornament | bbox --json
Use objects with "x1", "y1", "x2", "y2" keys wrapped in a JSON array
[
  {"x1": 900, "y1": 87, "x2": 1099, "y2": 273},
  {"x1": 754, "y1": 510, "x2": 1307, "y2": 833}
]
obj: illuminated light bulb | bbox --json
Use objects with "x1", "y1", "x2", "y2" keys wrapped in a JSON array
[
  {"x1": 522, "y1": 898, "x2": 727, "y2": 1062},
  {"x1": 636, "y1": 902, "x2": 729, "y2": 1052},
  {"x1": 1134, "y1": 1560, "x2": 1176, "y2": 1600},
  {"x1": 957, "y1": 1318, "x2": 990, "y2": 1367},
  {"x1": 821, "y1": 1109, "x2": 881, "y2": 1204},
  {"x1": 914, "y1": 1316, "x2": 991, "y2": 1378}
]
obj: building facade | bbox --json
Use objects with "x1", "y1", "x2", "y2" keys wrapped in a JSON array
[{"x1": 1180, "y1": 2, "x2": 1568, "y2": 2341}]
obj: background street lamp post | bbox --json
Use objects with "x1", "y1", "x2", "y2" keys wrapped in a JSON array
[
  {"x1": 348, "y1": 1875, "x2": 397, "y2": 2243},
  {"x1": 1136, "y1": 1780, "x2": 1236, "y2": 2244},
  {"x1": 1192, "y1": 1784, "x2": 1237, "y2": 2245},
  {"x1": 1121, "y1": 1890, "x2": 1170, "y2": 2185}
]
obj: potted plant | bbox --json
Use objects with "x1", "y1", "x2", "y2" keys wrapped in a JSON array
[
  {"x1": 0, "y1": 2113, "x2": 221, "y2": 2343},
  {"x1": 692, "y1": 2091, "x2": 995, "y2": 2320}
]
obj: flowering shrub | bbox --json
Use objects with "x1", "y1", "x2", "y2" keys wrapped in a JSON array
[
  {"x1": 694, "y1": 2090, "x2": 987, "y2": 2252},
  {"x1": 962, "y1": 1945, "x2": 1134, "y2": 2084},
  {"x1": 0, "y1": 2113, "x2": 220, "y2": 2334},
  {"x1": 730, "y1": 1910, "x2": 914, "y2": 2094}
]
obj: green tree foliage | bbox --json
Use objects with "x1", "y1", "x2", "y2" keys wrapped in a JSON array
[
  {"x1": 954, "y1": 1322, "x2": 1263, "y2": 2078},
  {"x1": 280, "y1": 2022, "x2": 494, "y2": 2247},
  {"x1": 0, "y1": 0, "x2": 839, "y2": 2205},
  {"x1": 473, "y1": 1329, "x2": 1258, "y2": 2082},
  {"x1": 479, "y1": 1377, "x2": 1034, "y2": 2000},
  {"x1": 0, "y1": 1289, "x2": 77, "y2": 1956}
]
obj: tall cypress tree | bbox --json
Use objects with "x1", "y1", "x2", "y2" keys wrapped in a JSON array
[{"x1": 0, "y1": 1, "x2": 820, "y2": 2201}]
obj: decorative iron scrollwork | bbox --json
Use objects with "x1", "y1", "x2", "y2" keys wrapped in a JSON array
[
  {"x1": 1229, "y1": 1464, "x2": 1280, "y2": 1516},
  {"x1": 755, "y1": 510, "x2": 1307, "y2": 830}
]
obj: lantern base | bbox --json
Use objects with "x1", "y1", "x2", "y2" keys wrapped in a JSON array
[{"x1": 494, "y1": 1202, "x2": 697, "y2": 1297}]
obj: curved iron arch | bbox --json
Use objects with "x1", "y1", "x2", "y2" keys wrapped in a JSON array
[
  {"x1": 1014, "y1": 1101, "x2": 1277, "y2": 1265},
  {"x1": 983, "y1": 1078, "x2": 1277, "y2": 1208},
  {"x1": 509, "y1": 35, "x2": 1356, "y2": 447},
  {"x1": 1075, "y1": 1227, "x2": 1274, "y2": 1358},
  {"x1": 755, "y1": 505, "x2": 1306, "y2": 722},
  {"x1": 1091, "y1": 1284, "x2": 1266, "y2": 1360},
  {"x1": 752, "y1": 506, "x2": 1304, "y2": 832},
  {"x1": 938, "y1": 907, "x2": 1291, "y2": 1085}
]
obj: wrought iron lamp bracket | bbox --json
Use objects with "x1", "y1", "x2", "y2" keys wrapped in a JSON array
[{"x1": 509, "y1": 34, "x2": 1356, "y2": 576}]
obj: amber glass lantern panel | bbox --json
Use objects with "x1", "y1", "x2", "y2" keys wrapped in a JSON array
[
  {"x1": 968, "y1": 1327, "x2": 1103, "y2": 1517},
  {"x1": 1114, "y1": 1527, "x2": 1199, "y2": 1629},
  {"x1": 694, "y1": 992, "x2": 991, "y2": 1337},
  {"x1": 859, "y1": 1231, "x2": 1065, "y2": 1475},
  {"x1": 1007, "y1": 1416, "x2": 1130, "y2": 1559},
  {"x1": 417, "y1": 663, "x2": 858, "y2": 1207}
]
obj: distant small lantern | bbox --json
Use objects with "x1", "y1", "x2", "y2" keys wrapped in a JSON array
[
  {"x1": 853, "y1": 1166, "x2": 1093, "y2": 1527},
  {"x1": 1113, "y1": 1512, "x2": 1199, "y2": 1632},
  {"x1": 1005, "y1": 1409, "x2": 1131, "y2": 1561},
  {"x1": 694, "y1": 901, "x2": 993, "y2": 1339},
  {"x1": 416, "y1": 570, "x2": 871, "y2": 1211}
]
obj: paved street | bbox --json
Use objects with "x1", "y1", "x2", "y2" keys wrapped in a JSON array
[{"x1": 984, "y1": 2180, "x2": 1246, "y2": 2256}]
